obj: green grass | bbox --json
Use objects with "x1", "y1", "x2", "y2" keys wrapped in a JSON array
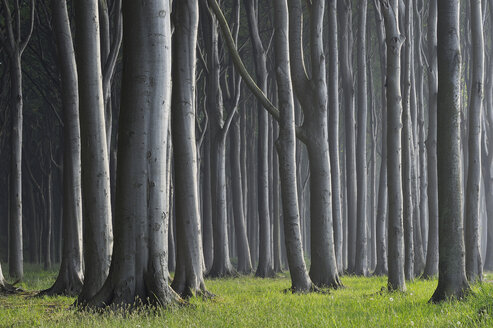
[{"x1": 1, "y1": 265, "x2": 493, "y2": 327}]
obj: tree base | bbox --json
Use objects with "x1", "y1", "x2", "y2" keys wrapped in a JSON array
[
  {"x1": 372, "y1": 266, "x2": 388, "y2": 276},
  {"x1": 430, "y1": 281, "x2": 470, "y2": 303},
  {"x1": 255, "y1": 266, "x2": 275, "y2": 278},
  {"x1": 206, "y1": 266, "x2": 238, "y2": 279},
  {"x1": 38, "y1": 272, "x2": 83, "y2": 297},
  {"x1": 0, "y1": 281, "x2": 22, "y2": 295}
]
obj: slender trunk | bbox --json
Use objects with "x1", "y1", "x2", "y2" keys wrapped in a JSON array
[
  {"x1": 373, "y1": 0, "x2": 388, "y2": 276},
  {"x1": 231, "y1": 119, "x2": 253, "y2": 274},
  {"x1": 273, "y1": 0, "x2": 313, "y2": 292},
  {"x1": 355, "y1": 0, "x2": 369, "y2": 276},
  {"x1": 465, "y1": 0, "x2": 484, "y2": 283},
  {"x1": 74, "y1": 0, "x2": 113, "y2": 303},
  {"x1": 423, "y1": 0, "x2": 439, "y2": 279},
  {"x1": 380, "y1": 0, "x2": 406, "y2": 291},
  {"x1": 328, "y1": 0, "x2": 343, "y2": 274},
  {"x1": 339, "y1": 0, "x2": 357, "y2": 272},
  {"x1": 402, "y1": 0, "x2": 415, "y2": 281},
  {"x1": 40, "y1": 0, "x2": 84, "y2": 296}
]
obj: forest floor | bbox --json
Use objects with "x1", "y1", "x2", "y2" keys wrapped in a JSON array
[{"x1": 0, "y1": 265, "x2": 493, "y2": 327}]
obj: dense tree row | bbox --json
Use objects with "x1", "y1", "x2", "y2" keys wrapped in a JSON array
[{"x1": 0, "y1": 0, "x2": 491, "y2": 305}]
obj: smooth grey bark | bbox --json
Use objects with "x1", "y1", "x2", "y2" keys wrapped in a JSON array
[
  {"x1": 227, "y1": 0, "x2": 252, "y2": 275},
  {"x1": 41, "y1": 0, "x2": 84, "y2": 297},
  {"x1": 328, "y1": 0, "x2": 343, "y2": 274},
  {"x1": 171, "y1": 0, "x2": 208, "y2": 297},
  {"x1": 414, "y1": 0, "x2": 427, "y2": 277},
  {"x1": 484, "y1": 0, "x2": 493, "y2": 272},
  {"x1": 355, "y1": 0, "x2": 369, "y2": 277},
  {"x1": 202, "y1": 128, "x2": 214, "y2": 271},
  {"x1": 465, "y1": 0, "x2": 484, "y2": 283},
  {"x1": 380, "y1": 0, "x2": 406, "y2": 292},
  {"x1": 86, "y1": 0, "x2": 179, "y2": 308},
  {"x1": 202, "y1": 0, "x2": 236, "y2": 278},
  {"x1": 288, "y1": 0, "x2": 341, "y2": 288},
  {"x1": 430, "y1": 0, "x2": 470, "y2": 303},
  {"x1": 272, "y1": 121, "x2": 282, "y2": 273},
  {"x1": 1, "y1": 0, "x2": 35, "y2": 281},
  {"x1": 74, "y1": 0, "x2": 113, "y2": 304},
  {"x1": 244, "y1": 0, "x2": 274, "y2": 278},
  {"x1": 402, "y1": 0, "x2": 415, "y2": 281},
  {"x1": 372, "y1": 0, "x2": 388, "y2": 276},
  {"x1": 423, "y1": 0, "x2": 439, "y2": 279},
  {"x1": 482, "y1": 99, "x2": 493, "y2": 270},
  {"x1": 273, "y1": 0, "x2": 313, "y2": 292},
  {"x1": 206, "y1": 0, "x2": 317, "y2": 288},
  {"x1": 339, "y1": 0, "x2": 357, "y2": 273},
  {"x1": 231, "y1": 118, "x2": 253, "y2": 274}
]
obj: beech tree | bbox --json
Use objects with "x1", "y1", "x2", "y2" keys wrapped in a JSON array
[
  {"x1": 84, "y1": 0, "x2": 178, "y2": 308},
  {"x1": 465, "y1": 0, "x2": 484, "y2": 283},
  {"x1": 171, "y1": 0, "x2": 209, "y2": 298},
  {"x1": 287, "y1": 0, "x2": 341, "y2": 288},
  {"x1": 1, "y1": 0, "x2": 35, "y2": 281},
  {"x1": 431, "y1": 0, "x2": 470, "y2": 303},
  {"x1": 380, "y1": 0, "x2": 406, "y2": 292},
  {"x1": 74, "y1": 0, "x2": 113, "y2": 304},
  {"x1": 40, "y1": 0, "x2": 83, "y2": 296}
]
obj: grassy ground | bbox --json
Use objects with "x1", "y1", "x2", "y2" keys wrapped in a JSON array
[{"x1": 1, "y1": 265, "x2": 493, "y2": 327}]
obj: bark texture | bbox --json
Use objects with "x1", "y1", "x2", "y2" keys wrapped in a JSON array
[{"x1": 431, "y1": 0, "x2": 470, "y2": 303}]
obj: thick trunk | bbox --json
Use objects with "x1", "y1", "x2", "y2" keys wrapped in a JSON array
[
  {"x1": 423, "y1": 0, "x2": 439, "y2": 279},
  {"x1": 86, "y1": 0, "x2": 179, "y2": 307},
  {"x1": 170, "y1": 0, "x2": 208, "y2": 298},
  {"x1": 431, "y1": 0, "x2": 470, "y2": 302},
  {"x1": 381, "y1": 0, "x2": 406, "y2": 291},
  {"x1": 465, "y1": 0, "x2": 484, "y2": 283},
  {"x1": 74, "y1": 0, "x2": 113, "y2": 303},
  {"x1": 355, "y1": 0, "x2": 369, "y2": 277}
]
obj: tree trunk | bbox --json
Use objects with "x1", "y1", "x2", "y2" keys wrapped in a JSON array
[
  {"x1": 244, "y1": 0, "x2": 274, "y2": 278},
  {"x1": 431, "y1": 0, "x2": 470, "y2": 302},
  {"x1": 273, "y1": 0, "x2": 313, "y2": 292},
  {"x1": 328, "y1": 0, "x2": 343, "y2": 274},
  {"x1": 465, "y1": 0, "x2": 484, "y2": 283},
  {"x1": 231, "y1": 119, "x2": 253, "y2": 274},
  {"x1": 423, "y1": 0, "x2": 439, "y2": 279},
  {"x1": 373, "y1": 0, "x2": 388, "y2": 276},
  {"x1": 339, "y1": 0, "x2": 357, "y2": 273},
  {"x1": 380, "y1": 0, "x2": 406, "y2": 292},
  {"x1": 85, "y1": 0, "x2": 179, "y2": 308},
  {"x1": 402, "y1": 0, "x2": 415, "y2": 281},
  {"x1": 355, "y1": 0, "x2": 369, "y2": 277},
  {"x1": 287, "y1": 0, "x2": 341, "y2": 288},
  {"x1": 74, "y1": 0, "x2": 113, "y2": 304},
  {"x1": 170, "y1": 0, "x2": 209, "y2": 298}
]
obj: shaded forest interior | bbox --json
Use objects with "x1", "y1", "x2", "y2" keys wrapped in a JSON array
[{"x1": 0, "y1": 0, "x2": 491, "y2": 310}]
